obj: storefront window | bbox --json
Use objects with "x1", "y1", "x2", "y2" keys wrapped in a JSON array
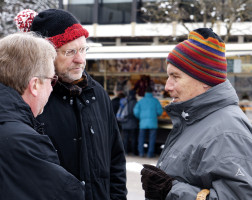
[
  {"x1": 67, "y1": 0, "x2": 94, "y2": 24},
  {"x1": 86, "y1": 55, "x2": 252, "y2": 122},
  {"x1": 98, "y1": 0, "x2": 132, "y2": 24}
]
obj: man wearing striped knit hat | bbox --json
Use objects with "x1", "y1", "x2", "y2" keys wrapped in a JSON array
[{"x1": 140, "y1": 28, "x2": 252, "y2": 200}]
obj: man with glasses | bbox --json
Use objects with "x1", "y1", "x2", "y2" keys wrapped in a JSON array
[
  {"x1": 15, "y1": 9, "x2": 127, "y2": 200},
  {"x1": 35, "y1": 75, "x2": 58, "y2": 87},
  {"x1": 0, "y1": 32, "x2": 85, "y2": 199}
]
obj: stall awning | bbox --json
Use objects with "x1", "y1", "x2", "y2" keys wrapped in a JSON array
[{"x1": 86, "y1": 44, "x2": 252, "y2": 60}]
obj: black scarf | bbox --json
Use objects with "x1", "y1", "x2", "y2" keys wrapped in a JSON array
[{"x1": 54, "y1": 74, "x2": 88, "y2": 96}]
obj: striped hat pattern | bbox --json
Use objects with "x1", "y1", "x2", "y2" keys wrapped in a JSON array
[{"x1": 167, "y1": 28, "x2": 227, "y2": 86}]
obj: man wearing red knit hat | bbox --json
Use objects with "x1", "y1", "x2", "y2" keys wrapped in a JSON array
[
  {"x1": 141, "y1": 28, "x2": 252, "y2": 200},
  {"x1": 15, "y1": 9, "x2": 127, "y2": 200}
]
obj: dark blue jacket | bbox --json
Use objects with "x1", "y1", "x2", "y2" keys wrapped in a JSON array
[
  {"x1": 0, "y1": 83, "x2": 85, "y2": 200},
  {"x1": 121, "y1": 96, "x2": 138, "y2": 130}
]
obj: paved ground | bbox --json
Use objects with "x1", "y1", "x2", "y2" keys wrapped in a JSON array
[{"x1": 126, "y1": 155, "x2": 159, "y2": 200}]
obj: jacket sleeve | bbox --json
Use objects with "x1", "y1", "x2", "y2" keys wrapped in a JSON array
[
  {"x1": 129, "y1": 100, "x2": 137, "y2": 117},
  {"x1": 133, "y1": 102, "x2": 140, "y2": 118},
  {"x1": 156, "y1": 99, "x2": 163, "y2": 116},
  {"x1": 109, "y1": 107, "x2": 127, "y2": 200},
  {"x1": 165, "y1": 131, "x2": 252, "y2": 200}
]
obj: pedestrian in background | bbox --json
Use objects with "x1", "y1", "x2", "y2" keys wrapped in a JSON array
[
  {"x1": 134, "y1": 86, "x2": 163, "y2": 157},
  {"x1": 120, "y1": 89, "x2": 139, "y2": 155},
  {"x1": 111, "y1": 88, "x2": 126, "y2": 131},
  {"x1": 111, "y1": 90, "x2": 126, "y2": 116},
  {"x1": 141, "y1": 28, "x2": 252, "y2": 200},
  {"x1": 15, "y1": 9, "x2": 127, "y2": 200},
  {"x1": 134, "y1": 75, "x2": 153, "y2": 97},
  {"x1": 0, "y1": 32, "x2": 85, "y2": 199}
]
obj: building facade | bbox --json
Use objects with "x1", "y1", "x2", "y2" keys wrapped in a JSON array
[{"x1": 63, "y1": 0, "x2": 252, "y2": 119}]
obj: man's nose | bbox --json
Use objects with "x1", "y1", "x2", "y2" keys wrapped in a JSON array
[
  {"x1": 165, "y1": 78, "x2": 173, "y2": 91},
  {"x1": 73, "y1": 51, "x2": 85, "y2": 64}
]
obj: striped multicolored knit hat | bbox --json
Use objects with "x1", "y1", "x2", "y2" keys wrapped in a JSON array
[
  {"x1": 15, "y1": 9, "x2": 89, "y2": 49},
  {"x1": 167, "y1": 28, "x2": 227, "y2": 86}
]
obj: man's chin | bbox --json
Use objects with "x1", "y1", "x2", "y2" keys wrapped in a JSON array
[
  {"x1": 62, "y1": 74, "x2": 83, "y2": 83},
  {"x1": 72, "y1": 74, "x2": 83, "y2": 81}
]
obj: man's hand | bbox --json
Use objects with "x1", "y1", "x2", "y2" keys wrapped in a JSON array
[{"x1": 140, "y1": 164, "x2": 174, "y2": 200}]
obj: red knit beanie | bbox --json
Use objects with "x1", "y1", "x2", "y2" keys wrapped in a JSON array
[
  {"x1": 15, "y1": 9, "x2": 89, "y2": 48},
  {"x1": 167, "y1": 28, "x2": 227, "y2": 86}
]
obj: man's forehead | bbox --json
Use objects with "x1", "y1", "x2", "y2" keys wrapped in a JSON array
[{"x1": 167, "y1": 63, "x2": 182, "y2": 74}]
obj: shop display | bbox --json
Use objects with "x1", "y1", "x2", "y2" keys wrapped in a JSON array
[{"x1": 86, "y1": 57, "x2": 252, "y2": 126}]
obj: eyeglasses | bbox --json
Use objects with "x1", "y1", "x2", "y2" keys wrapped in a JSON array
[
  {"x1": 58, "y1": 46, "x2": 89, "y2": 57},
  {"x1": 35, "y1": 75, "x2": 58, "y2": 87}
]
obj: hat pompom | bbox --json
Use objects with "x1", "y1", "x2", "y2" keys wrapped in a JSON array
[{"x1": 14, "y1": 9, "x2": 38, "y2": 32}]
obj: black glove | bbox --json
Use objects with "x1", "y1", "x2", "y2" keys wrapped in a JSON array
[{"x1": 140, "y1": 164, "x2": 174, "y2": 200}]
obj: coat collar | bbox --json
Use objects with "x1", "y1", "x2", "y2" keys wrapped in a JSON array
[
  {"x1": 144, "y1": 92, "x2": 153, "y2": 98},
  {"x1": 165, "y1": 80, "x2": 239, "y2": 125},
  {"x1": 52, "y1": 71, "x2": 96, "y2": 97},
  {"x1": 0, "y1": 83, "x2": 37, "y2": 129}
]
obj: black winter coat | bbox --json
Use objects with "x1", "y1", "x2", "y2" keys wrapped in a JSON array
[
  {"x1": 0, "y1": 83, "x2": 85, "y2": 200},
  {"x1": 37, "y1": 72, "x2": 127, "y2": 200}
]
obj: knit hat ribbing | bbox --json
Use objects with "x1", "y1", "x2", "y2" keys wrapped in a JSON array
[
  {"x1": 167, "y1": 28, "x2": 227, "y2": 86},
  {"x1": 15, "y1": 9, "x2": 89, "y2": 48}
]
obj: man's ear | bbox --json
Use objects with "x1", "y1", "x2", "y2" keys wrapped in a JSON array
[{"x1": 28, "y1": 77, "x2": 40, "y2": 97}]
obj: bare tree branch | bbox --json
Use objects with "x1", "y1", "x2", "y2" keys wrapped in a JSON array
[{"x1": 140, "y1": 0, "x2": 252, "y2": 43}]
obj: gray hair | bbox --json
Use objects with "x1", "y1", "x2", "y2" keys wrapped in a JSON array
[{"x1": 0, "y1": 32, "x2": 56, "y2": 94}]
